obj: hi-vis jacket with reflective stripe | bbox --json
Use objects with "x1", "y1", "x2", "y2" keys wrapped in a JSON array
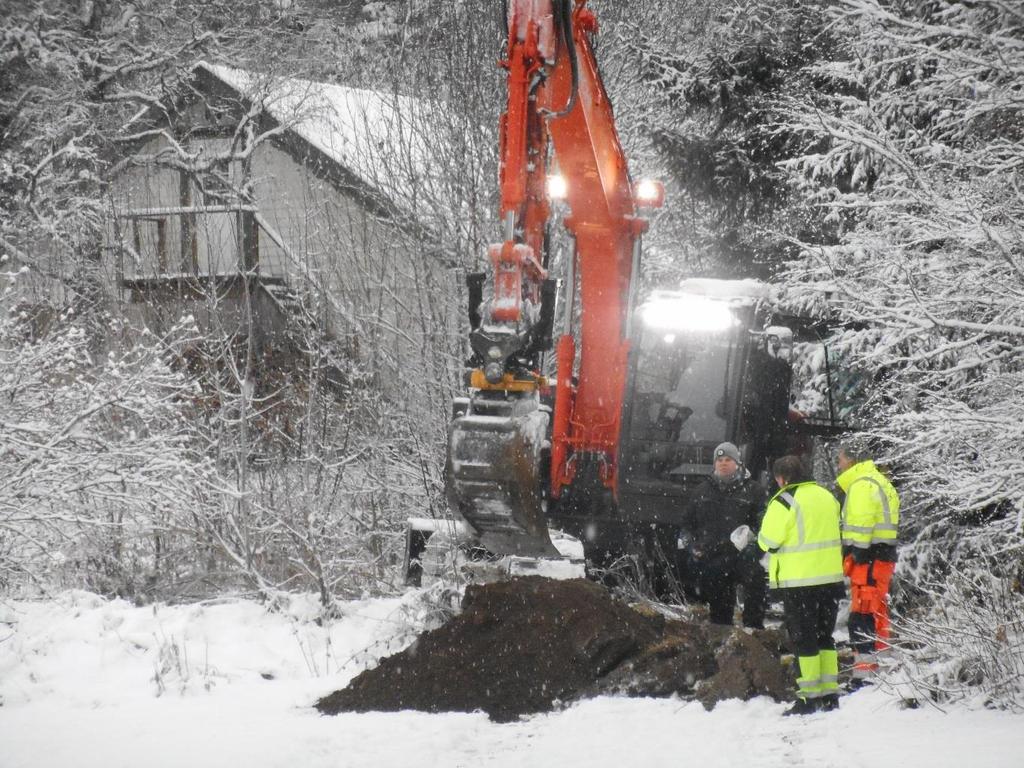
[
  {"x1": 757, "y1": 481, "x2": 844, "y2": 589},
  {"x1": 836, "y1": 460, "x2": 900, "y2": 551}
]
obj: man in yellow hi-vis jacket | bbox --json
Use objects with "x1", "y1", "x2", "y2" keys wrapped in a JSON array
[
  {"x1": 836, "y1": 440, "x2": 900, "y2": 686},
  {"x1": 758, "y1": 455, "x2": 844, "y2": 715}
]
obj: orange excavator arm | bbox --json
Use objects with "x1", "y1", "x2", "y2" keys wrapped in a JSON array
[
  {"x1": 542, "y1": 2, "x2": 650, "y2": 500},
  {"x1": 447, "y1": 0, "x2": 660, "y2": 556}
]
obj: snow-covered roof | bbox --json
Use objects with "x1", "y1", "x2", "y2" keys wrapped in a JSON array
[
  {"x1": 197, "y1": 62, "x2": 431, "y2": 214},
  {"x1": 641, "y1": 279, "x2": 772, "y2": 314},
  {"x1": 636, "y1": 279, "x2": 773, "y2": 333},
  {"x1": 675, "y1": 278, "x2": 771, "y2": 304}
]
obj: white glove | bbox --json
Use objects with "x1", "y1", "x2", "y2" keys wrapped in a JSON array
[{"x1": 730, "y1": 524, "x2": 753, "y2": 551}]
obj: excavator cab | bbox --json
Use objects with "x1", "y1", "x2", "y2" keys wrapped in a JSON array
[
  {"x1": 615, "y1": 280, "x2": 792, "y2": 526},
  {"x1": 539, "y1": 278, "x2": 797, "y2": 584}
]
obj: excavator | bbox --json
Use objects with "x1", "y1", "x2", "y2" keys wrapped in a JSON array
[{"x1": 431, "y1": 0, "x2": 803, "y2": 584}]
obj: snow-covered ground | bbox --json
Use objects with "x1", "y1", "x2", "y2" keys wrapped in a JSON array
[{"x1": 0, "y1": 590, "x2": 1019, "y2": 768}]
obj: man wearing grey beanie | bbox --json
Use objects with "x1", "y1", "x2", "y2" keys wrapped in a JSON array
[{"x1": 679, "y1": 442, "x2": 768, "y2": 627}]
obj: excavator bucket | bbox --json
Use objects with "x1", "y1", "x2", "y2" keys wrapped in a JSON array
[{"x1": 446, "y1": 395, "x2": 561, "y2": 558}]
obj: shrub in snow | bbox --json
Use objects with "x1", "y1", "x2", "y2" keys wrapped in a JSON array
[
  {"x1": 886, "y1": 569, "x2": 1024, "y2": 712},
  {"x1": 0, "y1": 310, "x2": 218, "y2": 598}
]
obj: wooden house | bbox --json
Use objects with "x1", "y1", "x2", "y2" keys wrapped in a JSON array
[{"x1": 103, "y1": 62, "x2": 462, "y2": 409}]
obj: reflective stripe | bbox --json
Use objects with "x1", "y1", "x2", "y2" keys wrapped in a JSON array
[
  {"x1": 777, "y1": 538, "x2": 841, "y2": 554},
  {"x1": 759, "y1": 533, "x2": 783, "y2": 550},
  {"x1": 842, "y1": 476, "x2": 890, "y2": 524},
  {"x1": 775, "y1": 574, "x2": 844, "y2": 588},
  {"x1": 843, "y1": 538, "x2": 872, "y2": 549},
  {"x1": 781, "y1": 492, "x2": 806, "y2": 546},
  {"x1": 844, "y1": 535, "x2": 900, "y2": 547},
  {"x1": 851, "y1": 655, "x2": 879, "y2": 679},
  {"x1": 859, "y1": 476, "x2": 893, "y2": 526},
  {"x1": 777, "y1": 492, "x2": 842, "y2": 553},
  {"x1": 843, "y1": 524, "x2": 874, "y2": 534},
  {"x1": 820, "y1": 650, "x2": 838, "y2": 693}
]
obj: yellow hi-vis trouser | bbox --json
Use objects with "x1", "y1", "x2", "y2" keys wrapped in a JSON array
[
  {"x1": 796, "y1": 654, "x2": 822, "y2": 700},
  {"x1": 796, "y1": 650, "x2": 839, "y2": 701},
  {"x1": 782, "y1": 583, "x2": 842, "y2": 702}
]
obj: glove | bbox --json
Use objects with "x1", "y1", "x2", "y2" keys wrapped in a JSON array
[{"x1": 730, "y1": 525, "x2": 753, "y2": 551}]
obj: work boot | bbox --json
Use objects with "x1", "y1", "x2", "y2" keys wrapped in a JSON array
[
  {"x1": 819, "y1": 694, "x2": 840, "y2": 712},
  {"x1": 782, "y1": 698, "x2": 818, "y2": 716}
]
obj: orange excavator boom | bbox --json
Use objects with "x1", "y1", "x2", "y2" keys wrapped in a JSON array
[{"x1": 445, "y1": 0, "x2": 658, "y2": 557}]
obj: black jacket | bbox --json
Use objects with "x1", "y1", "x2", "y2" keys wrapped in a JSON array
[{"x1": 681, "y1": 473, "x2": 767, "y2": 563}]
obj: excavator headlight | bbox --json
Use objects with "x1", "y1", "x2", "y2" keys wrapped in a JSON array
[
  {"x1": 487, "y1": 345, "x2": 504, "y2": 361},
  {"x1": 484, "y1": 361, "x2": 504, "y2": 384},
  {"x1": 546, "y1": 174, "x2": 568, "y2": 201}
]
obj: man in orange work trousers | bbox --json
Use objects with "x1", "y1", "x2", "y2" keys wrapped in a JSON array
[{"x1": 835, "y1": 440, "x2": 900, "y2": 687}]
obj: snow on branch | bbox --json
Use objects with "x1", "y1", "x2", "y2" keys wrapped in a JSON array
[{"x1": 779, "y1": 0, "x2": 1024, "y2": 591}]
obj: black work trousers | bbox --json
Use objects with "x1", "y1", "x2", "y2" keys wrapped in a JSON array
[
  {"x1": 697, "y1": 554, "x2": 768, "y2": 628},
  {"x1": 780, "y1": 583, "x2": 843, "y2": 657}
]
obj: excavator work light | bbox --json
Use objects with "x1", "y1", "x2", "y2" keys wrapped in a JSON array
[
  {"x1": 633, "y1": 179, "x2": 665, "y2": 208},
  {"x1": 546, "y1": 174, "x2": 568, "y2": 201},
  {"x1": 641, "y1": 295, "x2": 737, "y2": 333}
]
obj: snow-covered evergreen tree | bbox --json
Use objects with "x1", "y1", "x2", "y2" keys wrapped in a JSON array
[{"x1": 778, "y1": 0, "x2": 1024, "y2": 707}]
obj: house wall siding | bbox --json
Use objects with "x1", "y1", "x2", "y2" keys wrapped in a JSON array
[
  {"x1": 248, "y1": 140, "x2": 462, "y2": 415},
  {"x1": 102, "y1": 80, "x2": 464, "y2": 431}
]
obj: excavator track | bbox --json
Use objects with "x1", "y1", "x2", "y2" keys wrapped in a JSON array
[{"x1": 445, "y1": 393, "x2": 561, "y2": 557}]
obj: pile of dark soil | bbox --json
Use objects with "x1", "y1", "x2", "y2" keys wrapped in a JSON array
[
  {"x1": 316, "y1": 577, "x2": 793, "y2": 722},
  {"x1": 590, "y1": 619, "x2": 791, "y2": 710}
]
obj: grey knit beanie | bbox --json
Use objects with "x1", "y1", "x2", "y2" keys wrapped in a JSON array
[{"x1": 713, "y1": 442, "x2": 742, "y2": 464}]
